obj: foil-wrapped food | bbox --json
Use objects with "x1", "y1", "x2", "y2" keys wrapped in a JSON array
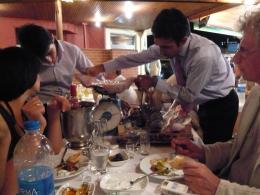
[
  {"x1": 93, "y1": 79, "x2": 134, "y2": 95},
  {"x1": 76, "y1": 74, "x2": 135, "y2": 95},
  {"x1": 162, "y1": 104, "x2": 193, "y2": 139}
]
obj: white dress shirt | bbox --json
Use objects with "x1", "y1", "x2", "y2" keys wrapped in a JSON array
[
  {"x1": 39, "y1": 40, "x2": 93, "y2": 102},
  {"x1": 104, "y1": 33, "x2": 235, "y2": 105},
  {"x1": 114, "y1": 75, "x2": 140, "y2": 106}
]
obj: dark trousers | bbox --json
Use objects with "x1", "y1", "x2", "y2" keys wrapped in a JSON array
[{"x1": 198, "y1": 89, "x2": 239, "y2": 144}]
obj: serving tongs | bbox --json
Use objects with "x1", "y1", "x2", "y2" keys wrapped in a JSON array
[{"x1": 56, "y1": 145, "x2": 68, "y2": 169}]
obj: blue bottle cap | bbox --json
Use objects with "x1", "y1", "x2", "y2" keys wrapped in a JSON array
[{"x1": 24, "y1": 120, "x2": 40, "y2": 131}]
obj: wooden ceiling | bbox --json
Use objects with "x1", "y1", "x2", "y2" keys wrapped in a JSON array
[{"x1": 0, "y1": 0, "x2": 249, "y2": 31}]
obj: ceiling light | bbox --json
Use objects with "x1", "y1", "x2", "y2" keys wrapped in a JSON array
[
  {"x1": 62, "y1": 0, "x2": 87, "y2": 2},
  {"x1": 94, "y1": 11, "x2": 102, "y2": 28},
  {"x1": 62, "y1": 0, "x2": 74, "y2": 2},
  {"x1": 125, "y1": 12, "x2": 133, "y2": 19},
  {"x1": 124, "y1": 1, "x2": 134, "y2": 19},
  {"x1": 95, "y1": 21, "x2": 101, "y2": 28},
  {"x1": 243, "y1": 0, "x2": 255, "y2": 6}
]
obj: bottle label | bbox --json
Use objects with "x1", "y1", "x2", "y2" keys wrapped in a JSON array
[
  {"x1": 237, "y1": 83, "x2": 246, "y2": 93},
  {"x1": 18, "y1": 165, "x2": 54, "y2": 195}
]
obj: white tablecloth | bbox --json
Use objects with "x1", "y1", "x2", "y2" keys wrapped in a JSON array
[{"x1": 55, "y1": 146, "x2": 173, "y2": 194}]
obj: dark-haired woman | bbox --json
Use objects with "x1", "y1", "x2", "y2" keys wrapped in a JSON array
[{"x1": 0, "y1": 47, "x2": 70, "y2": 194}]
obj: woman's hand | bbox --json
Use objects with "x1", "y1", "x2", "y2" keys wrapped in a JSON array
[
  {"x1": 183, "y1": 160, "x2": 220, "y2": 195},
  {"x1": 48, "y1": 95, "x2": 71, "y2": 112},
  {"x1": 171, "y1": 138, "x2": 205, "y2": 162},
  {"x1": 46, "y1": 95, "x2": 70, "y2": 154},
  {"x1": 22, "y1": 96, "x2": 46, "y2": 130}
]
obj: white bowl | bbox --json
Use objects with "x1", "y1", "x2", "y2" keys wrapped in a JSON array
[
  {"x1": 100, "y1": 172, "x2": 149, "y2": 194},
  {"x1": 108, "y1": 149, "x2": 128, "y2": 167}
]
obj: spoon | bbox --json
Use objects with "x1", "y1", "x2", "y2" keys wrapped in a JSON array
[{"x1": 129, "y1": 174, "x2": 149, "y2": 186}]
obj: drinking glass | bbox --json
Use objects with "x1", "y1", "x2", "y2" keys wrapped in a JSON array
[
  {"x1": 90, "y1": 144, "x2": 109, "y2": 174},
  {"x1": 125, "y1": 142, "x2": 135, "y2": 159},
  {"x1": 139, "y1": 130, "x2": 150, "y2": 155},
  {"x1": 125, "y1": 129, "x2": 139, "y2": 158}
]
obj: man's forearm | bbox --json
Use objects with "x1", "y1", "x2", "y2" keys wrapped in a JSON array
[{"x1": 84, "y1": 64, "x2": 105, "y2": 76}]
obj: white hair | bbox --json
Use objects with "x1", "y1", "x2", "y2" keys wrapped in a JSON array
[{"x1": 237, "y1": 7, "x2": 260, "y2": 47}]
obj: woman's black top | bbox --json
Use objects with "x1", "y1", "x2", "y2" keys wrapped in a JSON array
[{"x1": 0, "y1": 104, "x2": 21, "y2": 160}]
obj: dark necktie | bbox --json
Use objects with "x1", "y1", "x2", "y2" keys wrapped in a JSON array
[{"x1": 174, "y1": 58, "x2": 186, "y2": 86}]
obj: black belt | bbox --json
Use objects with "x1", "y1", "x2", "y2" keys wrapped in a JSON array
[{"x1": 200, "y1": 89, "x2": 236, "y2": 108}]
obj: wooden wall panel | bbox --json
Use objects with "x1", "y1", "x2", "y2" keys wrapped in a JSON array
[
  {"x1": 82, "y1": 48, "x2": 111, "y2": 65},
  {"x1": 110, "y1": 49, "x2": 138, "y2": 78},
  {"x1": 83, "y1": 48, "x2": 139, "y2": 78}
]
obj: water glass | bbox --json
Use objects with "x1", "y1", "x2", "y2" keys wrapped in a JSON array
[
  {"x1": 125, "y1": 142, "x2": 135, "y2": 159},
  {"x1": 90, "y1": 144, "x2": 109, "y2": 174},
  {"x1": 139, "y1": 131, "x2": 150, "y2": 155},
  {"x1": 125, "y1": 129, "x2": 139, "y2": 158}
]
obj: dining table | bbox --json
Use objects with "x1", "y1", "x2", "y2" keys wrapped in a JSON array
[{"x1": 54, "y1": 143, "x2": 176, "y2": 195}]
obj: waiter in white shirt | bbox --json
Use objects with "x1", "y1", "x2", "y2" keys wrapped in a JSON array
[{"x1": 85, "y1": 8, "x2": 238, "y2": 144}]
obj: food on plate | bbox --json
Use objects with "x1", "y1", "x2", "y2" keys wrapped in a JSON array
[
  {"x1": 56, "y1": 152, "x2": 81, "y2": 176},
  {"x1": 62, "y1": 187, "x2": 76, "y2": 195},
  {"x1": 61, "y1": 183, "x2": 93, "y2": 195},
  {"x1": 170, "y1": 155, "x2": 185, "y2": 169},
  {"x1": 108, "y1": 150, "x2": 128, "y2": 167},
  {"x1": 150, "y1": 160, "x2": 171, "y2": 175},
  {"x1": 109, "y1": 153, "x2": 125, "y2": 162},
  {"x1": 67, "y1": 152, "x2": 81, "y2": 164},
  {"x1": 150, "y1": 155, "x2": 185, "y2": 175}
]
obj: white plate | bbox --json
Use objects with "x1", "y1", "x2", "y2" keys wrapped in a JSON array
[
  {"x1": 139, "y1": 153, "x2": 184, "y2": 180},
  {"x1": 56, "y1": 180, "x2": 95, "y2": 195},
  {"x1": 100, "y1": 172, "x2": 149, "y2": 194},
  {"x1": 55, "y1": 166, "x2": 85, "y2": 182},
  {"x1": 54, "y1": 148, "x2": 89, "y2": 182}
]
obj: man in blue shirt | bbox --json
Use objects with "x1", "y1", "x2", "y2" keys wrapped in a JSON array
[
  {"x1": 86, "y1": 8, "x2": 238, "y2": 144},
  {"x1": 18, "y1": 24, "x2": 94, "y2": 103}
]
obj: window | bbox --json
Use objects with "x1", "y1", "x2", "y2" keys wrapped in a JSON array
[{"x1": 105, "y1": 28, "x2": 137, "y2": 50}]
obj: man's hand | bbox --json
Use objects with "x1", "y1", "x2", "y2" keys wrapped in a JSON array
[
  {"x1": 183, "y1": 160, "x2": 220, "y2": 195},
  {"x1": 84, "y1": 64, "x2": 105, "y2": 76},
  {"x1": 134, "y1": 75, "x2": 157, "y2": 91},
  {"x1": 171, "y1": 138, "x2": 205, "y2": 162}
]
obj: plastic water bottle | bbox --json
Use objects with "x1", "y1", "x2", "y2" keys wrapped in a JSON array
[
  {"x1": 237, "y1": 77, "x2": 246, "y2": 93},
  {"x1": 13, "y1": 120, "x2": 55, "y2": 195},
  {"x1": 236, "y1": 77, "x2": 246, "y2": 112}
]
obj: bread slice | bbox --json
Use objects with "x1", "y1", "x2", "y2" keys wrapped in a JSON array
[
  {"x1": 66, "y1": 152, "x2": 81, "y2": 164},
  {"x1": 169, "y1": 155, "x2": 185, "y2": 169}
]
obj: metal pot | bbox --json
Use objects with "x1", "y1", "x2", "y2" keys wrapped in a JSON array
[{"x1": 62, "y1": 102, "x2": 95, "y2": 149}]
